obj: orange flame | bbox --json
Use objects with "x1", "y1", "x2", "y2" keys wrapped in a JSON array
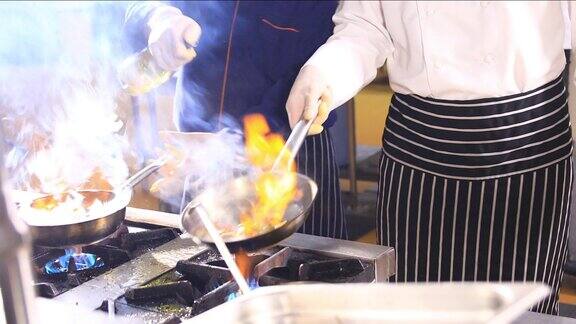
[
  {"x1": 30, "y1": 167, "x2": 114, "y2": 211},
  {"x1": 80, "y1": 168, "x2": 113, "y2": 191},
  {"x1": 241, "y1": 114, "x2": 297, "y2": 237},
  {"x1": 235, "y1": 249, "x2": 252, "y2": 279},
  {"x1": 30, "y1": 193, "x2": 69, "y2": 211}
]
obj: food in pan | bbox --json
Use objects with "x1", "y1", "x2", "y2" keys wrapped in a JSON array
[{"x1": 19, "y1": 168, "x2": 124, "y2": 226}]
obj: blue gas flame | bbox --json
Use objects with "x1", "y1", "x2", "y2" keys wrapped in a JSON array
[
  {"x1": 44, "y1": 249, "x2": 104, "y2": 275},
  {"x1": 226, "y1": 277, "x2": 258, "y2": 301}
]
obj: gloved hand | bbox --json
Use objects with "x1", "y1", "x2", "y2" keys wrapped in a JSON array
[
  {"x1": 147, "y1": 6, "x2": 202, "y2": 71},
  {"x1": 285, "y1": 65, "x2": 333, "y2": 135}
]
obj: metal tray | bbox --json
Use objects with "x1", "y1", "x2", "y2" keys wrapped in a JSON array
[{"x1": 188, "y1": 282, "x2": 549, "y2": 324}]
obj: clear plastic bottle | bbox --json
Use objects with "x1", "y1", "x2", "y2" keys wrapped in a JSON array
[{"x1": 117, "y1": 48, "x2": 172, "y2": 96}]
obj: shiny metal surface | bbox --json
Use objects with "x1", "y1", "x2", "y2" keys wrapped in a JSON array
[
  {"x1": 125, "y1": 207, "x2": 182, "y2": 228},
  {"x1": 0, "y1": 242, "x2": 36, "y2": 324},
  {"x1": 125, "y1": 208, "x2": 395, "y2": 281},
  {"x1": 252, "y1": 247, "x2": 292, "y2": 279},
  {"x1": 189, "y1": 283, "x2": 550, "y2": 324},
  {"x1": 181, "y1": 173, "x2": 318, "y2": 252},
  {"x1": 512, "y1": 312, "x2": 576, "y2": 324},
  {"x1": 0, "y1": 125, "x2": 36, "y2": 324},
  {"x1": 31, "y1": 206, "x2": 127, "y2": 247},
  {"x1": 27, "y1": 190, "x2": 131, "y2": 247},
  {"x1": 0, "y1": 295, "x2": 137, "y2": 324},
  {"x1": 122, "y1": 157, "x2": 166, "y2": 189},
  {"x1": 279, "y1": 232, "x2": 395, "y2": 282},
  {"x1": 54, "y1": 234, "x2": 208, "y2": 310},
  {"x1": 25, "y1": 160, "x2": 163, "y2": 247},
  {"x1": 273, "y1": 116, "x2": 314, "y2": 170},
  {"x1": 53, "y1": 207, "x2": 394, "y2": 317},
  {"x1": 346, "y1": 99, "x2": 358, "y2": 203}
]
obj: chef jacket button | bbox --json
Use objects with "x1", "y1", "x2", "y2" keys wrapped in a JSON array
[
  {"x1": 433, "y1": 61, "x2": 442, "y2": 70},
  {"x1": 425, "y1": 9, "x2": 436, "y2": 17},
  {"x1": 483, "y1": 54, "x2": 495, "y2": 64},
  {"x1": 480, "y1": 1, "x2": 489, "y2": 7}
]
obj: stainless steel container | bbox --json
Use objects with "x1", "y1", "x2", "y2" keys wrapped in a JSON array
[{"x1": 188, "y1": 283, "x2": 549, "y2": 324}]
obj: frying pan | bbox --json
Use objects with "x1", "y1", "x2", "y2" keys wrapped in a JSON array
[
  {"x1": 181, "y1": 110, "x2": 320, "y2": 253},
  {"x1": 22, "y1": 158, "x2": 165, "y2": 247},
  {"x1": 181, "y1": 172, "x2": 317, "y2": 253}
]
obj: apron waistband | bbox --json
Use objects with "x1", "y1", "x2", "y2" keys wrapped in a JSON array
[{"x1": 382, "y1": 75, "x2": 573, "y2": 180}]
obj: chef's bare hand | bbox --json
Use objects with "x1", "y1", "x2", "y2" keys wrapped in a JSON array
[
  {"x1": 286, "y1": 65, "x2": 332, "y2": 135},
  {"x1": 148, "y1": 6, "x2": 201, "y2": 71}
]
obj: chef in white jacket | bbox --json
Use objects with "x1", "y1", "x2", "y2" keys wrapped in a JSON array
[{"x1": 286, "y1": 1, "x2": 572, "y2": 314}]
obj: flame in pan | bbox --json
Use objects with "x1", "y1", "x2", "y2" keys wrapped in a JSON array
[
  {"x1": 240, "y1": 114, "x2": 297, "y2": 237},
  {"x1": 30, "y1": 168, "x2": 114, "y2": 212}
]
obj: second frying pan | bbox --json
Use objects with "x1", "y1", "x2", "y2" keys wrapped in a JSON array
[{"x1": 21, "y1": 158, "x2": 165, "y2": 247}]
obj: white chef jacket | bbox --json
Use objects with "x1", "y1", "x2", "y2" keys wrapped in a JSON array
[{"x1": 306, "y1": 1, "x2": 569, "y2": 107}]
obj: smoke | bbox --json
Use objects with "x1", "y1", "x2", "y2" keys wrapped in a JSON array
[
  {"x1": 0, "y1": 1, "x2": 131, "y2": 193},
  {"x1": 0, "y1": 1, "x2": 285, "y2": 217},
  {"x1": 149, "y1": 129, "x2": 249, "y2": 210}
]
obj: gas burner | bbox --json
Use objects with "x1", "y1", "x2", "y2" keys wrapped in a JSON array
[
  {"x1": 115, "y1": 246, "x2": 375, "y2": 318},
  {"x1": 32, "y1": 227, "x2": 180, "y2": 298},
  {"x1": 119, "y1": 252, "x2": 240, "y2": 317},
  {"x1": 44, "y1": 249, "x2": 104, "y2": 274},
  {"x1": 46, "y1": 229, "x2": 394, "y2": 323},
  {"x1": 258, "y1": 257, "x2": 368, "y2": 286}
]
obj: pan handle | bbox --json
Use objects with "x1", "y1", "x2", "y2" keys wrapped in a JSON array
[
  {"x1": 122, "y1": 156, "x2": 168, "y2": 189},
  {"x1": 125, "y1": 207, "x2": 182, "y2": 229},
  {"x1": 272, "y1": 100, "x2": 319, "y2": 171},
  {"x1": 283, "y1": 118, "x2": 314, "y2": 157}
]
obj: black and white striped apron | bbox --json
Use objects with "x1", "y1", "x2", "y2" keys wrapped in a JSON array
[
  {"x1": 296, "y1": 130, "x2": 348, "y2": 240},
  {"x1": 377, "y1": 75, "x2": 572, "y2": 315}
]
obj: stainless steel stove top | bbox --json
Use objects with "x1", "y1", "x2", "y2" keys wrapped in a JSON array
[{"x1": 44, "y1": 229, "x2": 394, "y2": 322}]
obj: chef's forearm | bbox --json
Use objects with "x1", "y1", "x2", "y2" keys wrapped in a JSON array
[{"x1": 304, "y1": 1, "x2": 393, "y2": 110}]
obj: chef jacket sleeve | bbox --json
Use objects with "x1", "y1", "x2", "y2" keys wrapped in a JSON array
[{"x1": 304, "y1": 1, "x2": 394, "y2": 109}]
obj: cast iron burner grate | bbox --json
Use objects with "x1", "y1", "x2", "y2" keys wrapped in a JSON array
[
  {"x1": 32, "y1": 228, "x2": 179, "y2": 298},
  {"x1": 113, "y1": 247, "x2": 372, "y2": 320},
  {"x1": 258, "y1": 253, "x2": 369, "y2": 286},
  {"x1": 119, "y1": 257, "x2": 239, "y2": 318}
]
